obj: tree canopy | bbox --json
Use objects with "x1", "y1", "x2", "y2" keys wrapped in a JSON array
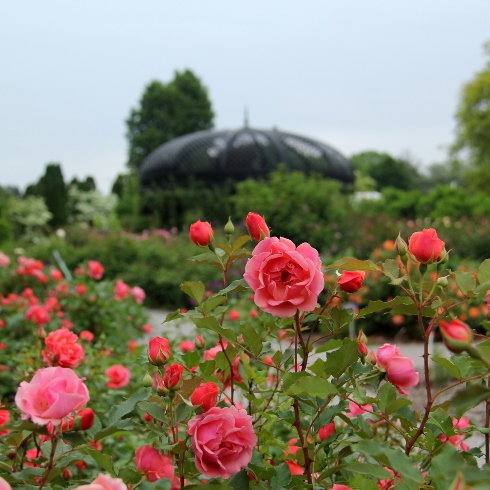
[{"x1": 126, "y1": 69, "x2": 215, "y2": 171}]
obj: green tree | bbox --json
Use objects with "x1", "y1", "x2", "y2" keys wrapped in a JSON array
[
  {"x1": 452, "y1": 42, "x2": 490, "y2": 192},
  {"x1": 70, "y1": 176, "x2": 97, "y2": 192},
  {"x1": 126, "y1": 69, "x2": 215, "y2": 170}
]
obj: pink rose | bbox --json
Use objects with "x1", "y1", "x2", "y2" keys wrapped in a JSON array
[
  {"x1": 347, "y1": 401, "x2": 373, "y2": 418},
  {"x1": 114, "y1": 280, "x2": 130, "y2": 300},
  {"x1": 439, "y1": 318, "x2": 473, "y2": 353},
  {"x1": 179, "y1": 340, "x2": 195, "y2": 352},
  {"x1": 331, "y1": 485, "x2": 352, "y2": 490},
  {"x1": 244, "y1": 237, "x2": 324, "y2": 318},
  {"x1": 245, "y1": 212, "x2": 270, "y2": 242},
  {"x1": 130, "y1": 286, "x2": 146, "y2": 304},
  {"x1": 105, "y1": 365, "x2": 130, "y2": 389},
  {"x1": 25, "y1": 305, "x2": 50, "y2": 325},
  {"x1": 318, "y1": 422, "x2": 336, "y2": 441},
  {"x1": 187, "y1": 406, "x2": 256, "y2": 479},
  {"x1": 408, "y1": 228, "x2": 445, "y2": 263},
  {"x1": 0, "y1": 477, "x2": 11, "y2": 490},
  {"x1": 134, "y1": 445, "x2": 175, "y2": 482},
  {"x1": 376, "y1": 344, "x2": 400, "y2": 369},
  {"x1": 0, "y1": 252, "x2": 10, "y2": 268},
  {"x1": 42, "y1": 329, "x2": 84, "y2": 368},
  {"x1": 376, "y1": 344, "x2": 419, "y2": 395},
  {"x1": 88, "y1": 261, "x2": 105, "y2": 280},
  {"x1": 15, "y1": 367, "x2": 90, "y2": 426},
  {"x1": 72, "y1": 473, "x2": 127, "y2": 490}
]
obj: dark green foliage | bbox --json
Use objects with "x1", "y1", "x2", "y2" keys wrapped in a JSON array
[
  {"x1": 70, "y1": 176, "x2": 97, "y2": 191},
  {"x1": 0, "y1": 218, "x2": 11, "y2": 244},
  {"x1": 126, "y1": 69, "x2": 215, "y2": 170}
]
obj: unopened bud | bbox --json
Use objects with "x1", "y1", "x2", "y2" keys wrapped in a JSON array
[
  {"x1": 357, "y1": 331, "x2": 368, "y2": 345},
  {"x1": 366, "y1": 351, "x2": 377, "y2": 366},
  {"x1": 395, "y1": 234, "x2": 408, "y2": 256},
  {"x1": 62, "y1": 468, "x2": 72, "y2": 480},
  {"x1": 157, "y1": 383, "x2": 169, "y2": 396},
  {"x1": 195, "y1": 334, "x2": 205, "y2": 349},
  {"x1": 142, "y1": 373, "x2": 153, "y2": 388},
  {"x1": 224, "y1": 217, "x2": 235, "y2": 236},
  {"x1": 74, "y1": 408, "x2": 95, "y2": 430},
  {"x1": 38, "y1": 327, "x2": 47, "y2": 339},
  {"x1": 358, "y1": 341, "x2": 368, "y2": 357},
  {"x1": 438, "y1": 248, "x2": 449, "y2": 264},
  {"x1": 437, "y1": 276, "x2": 448, "y2": 288},
  {"x1": 439, "y1": 318, "x2": 473, "y2": 354}
]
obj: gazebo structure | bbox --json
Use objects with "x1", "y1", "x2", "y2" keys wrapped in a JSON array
[{"x1": 138, "y1": 126, "x2": 355, "y2": 188}]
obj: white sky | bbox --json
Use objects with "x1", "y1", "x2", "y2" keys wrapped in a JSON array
[{"x1": 1, "y1": 1, "x2": 489, "y2": 193}]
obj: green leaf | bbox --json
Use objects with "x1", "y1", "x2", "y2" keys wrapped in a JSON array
[
  {"x1": 82, "y1": 447, "x2": 116, "y2": 476},
  {"x1": 390, "y1": 303, "x2": 436, "y2": 317},
  {"x1": 228, "y1": 469, "x2": 250, "y2": 490},
  {"x1": 450, "y1": 384, "x2": 490, "y2": 418},
  {"x1": 330, "y1": 306, "x2": 356, "y2": 329},
  {"x1": 138, "y1": 401, "x2": 168, "y2": 423},
  {"x1": 324, "y1": 339, "x2": 360, "y2": 378},
  {"x1": 377, "y1": 382, "x2": 397, "y2": 413},
  {"x1": 220, "y1": 279, "x2": 250, "y2": 295},
  {"x1": 325, "y1": 256, "x2": 380, "y2": 271},
  {"x1": 185, "y1": 484, "x2": 232, "y2": 490},
  {"x1": 287, "y1": 375, "x2": 337, "y2": 398},
  {"x1": 270, "y1": 463, "x2": 291, "y2": 488},
  {"x1": 478, "y1": 259, "x2": 490, "y2": 284},
  {"x1": 315, "y1": 339, "x2": 343, "y2": 353},
  {"x1": 174, "y1": 378, "x2": 204, "y2": 406},
  {"x1": 232, "y1": 235, "x2": 251, "y2": 252},
  {"x1": 282, "y1": 371, "x2": 310, "y2": 390},
  {"x1": 180, "y1": 349, "x2": 201, "y2": 369},
  {"x1": 382, "y1": 259, "x2": 400, "y2": 280},
  {"x1": 180, "y1": 281, "x2": 205, "y2": 305},
  {"x1": 241, "y1": 324, "x2": 263, "y2": 357},
  {"x1": 191, "y1": 316, "x2": 237, "y2": 342},
  {"x1": 107, "y1": 388, "x2": 151, "y2": 426},
  {"x1": 346, "y1": 462, "x2": 394, "y2": 480},
  {"x1": 188, "y1": 252, "x2": 223, "y2": 267},
  {"x1": 454, "y1": 270, "x2": 477, "y2": 295},
  {"x1": 357, "y1": 296, "x2": 413, "y2": 318},
  {"x1": 203, "y1": 295, "x2": 227, "y2": 313},
  {"x1": 386, "y1": 397, "x2": 412, "y2": 415},
  {"x1": 163, "y1": 309, "x2": 183, "y2": 322},
  {"x1": 432, "y1": 357, "x2": 462, "y2": 379}
]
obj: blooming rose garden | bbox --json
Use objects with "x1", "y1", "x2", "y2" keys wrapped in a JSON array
[{"x1": 1, "y1": 213, "x2": 490, "y2": 489}]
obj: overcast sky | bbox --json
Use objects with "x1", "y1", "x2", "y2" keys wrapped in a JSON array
[{"x1": 1, "y1": 1, "x2": 489, "y2": 193}]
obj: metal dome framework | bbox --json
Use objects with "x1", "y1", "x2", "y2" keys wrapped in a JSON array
[{"x1": 139, "y1": 126, "x2": 355, "y2": 187}]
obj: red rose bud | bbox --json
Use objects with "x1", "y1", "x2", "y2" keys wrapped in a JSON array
[
  {"x1": 148, "y1": 337, "x2": 171, "y2": 366},
  {"x1": 245, "y1": 212, "x2": 270, "y2": 242},
  {"x1": 190, "y1": 382, "x2": 220, "y2": 412},
  {"x1": 163, "y1": 363, "x2": 184, "y2": 390},
  {"x1": 439, "y1": 318, "x2": 473, "y2": 353},
  {"x1": 62, "y1": 468, "x2": 72, "y2": 480},
  {"x1": 195, "y1": 334, "x2": 206, "y2": 349},
  {"x1": 395, "y1": 234, "x2": 408, "y2": 256},
  {"x1": 144, "y1": 412, "x2": 153, "y2": 422},
  {"x1": 318, "y1": 421, "x2": 336, "y2": 441},
  {"x1": 189, "y1": 220, "x2": 214, "y2": 247},
  {"x1": 408, "y1": 228, "x2": 445, "y2": 263},
  {"x1": 358, "y1": 341, "x2": 368, "y2": 357},
  {"x1": 75, "y1": 408, "x2": 95, "y2": 430},
  {"x1": 338, "y1": 270, "x2": 365, "y2": 293}
]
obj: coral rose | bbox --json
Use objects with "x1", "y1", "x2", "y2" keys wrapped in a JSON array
[
  {"x1": 26, "y1": 305, "x2": 50, "y2": 325},
  {"x1": 134, "y1": 445, "x2": 175, "y2": 482},
  {"x1": 105, "y1": 365, "x2": 130, "y2": 389},
  {"x1": 408, "y1": 228, "x2": 445, "y2": 263},
  {"x1": 189, "y1": 220, "x2": 214, "y2": 247},
  {"x1": 42, "y1": 329, "x2": 84, "y2": 368},
  {"x1": 245, "y1": 212, "x2": 270, "y2": 242},
  {"x1": 187, "y1": 406, "x2": 256, "y2": 479},
  {"x1": 72, "y1": 473, "x2": 127, "y2": 490},
  {"x1": 15, "y1": 367, "x2": 89, "y2": 426},
  {"x1": 244, "y1": 237, "x2": 324, "y2": 318},
  {"x1": 0, "y1": 252, "x2": 10, "y2": 268},
  {"x1": 88, "y1": 260, "x2": 105, "y2": 280},
  {"x1": 190, "y1": 382, "x2": 220, "y2": 412},
  {"x1": 338, "y1": 270, "x2": 365, "y2": 293}
]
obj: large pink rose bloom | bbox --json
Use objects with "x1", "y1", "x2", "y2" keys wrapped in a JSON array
[
  {"x1": 376, "y1": 344, "x2": 419, "y2": 395},
  {"x1": 73, "y1": 474, "x2": 127, "y2": 490},
  {"x1": 188, "y1": 406, "x2": 256, "y2": 479},
  {"x1": 15, "y1": 367, "x2": 89, "y2": 426},
  {"x1": 244, "y1": 237, "x2": 324, "y2": 318}
]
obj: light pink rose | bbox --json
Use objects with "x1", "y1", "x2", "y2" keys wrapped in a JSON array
[
  {"x1": 376, "y1": 344, "x2": 419, "y2": 395},
  {"x1": 130, "y1": 286, "x2": 146, "y2": 304},
  {"x1": 72, "y1": 473, "x2": 127, "y2": 490},
  {"x1": 187, "y1": 406, "x2": 256, "y2": 479},
  {"x1": 0, "y1": 252, "x2": 10, "y2": 268},
  {"x1": 113, "y1": 280, "x2": 130, "y2": 300},
  {"x1": 15, "y1": 367, "x2": 89, "y2": 426},
  {"x1": 347, "y1": 401, "x2": 373, "y2": 418},
  {"x1": 244, "y1": 237, "x2": 324, "y2": 318},
  {"x1": 134, "y1": 445, "x2": 175, "y2": 482},
  {"x1": 105, "y1": 365, "x2": 131, "y2": 389},
  {"x1": 376, "y1": 344, "x2": 400, "y2": 369},
  {"x1": 0, "y1": 477, "x2": 11, "y2": 490}
]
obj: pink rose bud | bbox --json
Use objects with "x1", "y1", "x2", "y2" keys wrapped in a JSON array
[
  {"x1": 357, "y1": 331, "x2": 368, "y2": 345},
  {"x1": 71, "y1": 473, "x2": 131, "y2": 490},
  {"x1": 408, "y1": 228, "x2": 445, "y2": 263},
  {"x1": 249, "y1": 309, "x2": 258, "y2": 318},
  {"x1": 80, "y1": 330, "x2": 95, "y2": 342},
  {"x1": 331, "y1": 485, "x2": 353, "y2": 490},
  {"x1": 148, "y1": 337, "x2": 171, "y2": 366},
  {"x1": 88, "y1": 260, "x2": 104, "y2": 280},
  {"x1": 134, "y1": 445, "x2": 175, "y2": 483},
  {"x1": 439, "y1": 318, "x2": 473, "y2": 353},
  {"x1": 189, "y1": 220, "x2": 214, "y2": 247},
  {"x1": 318, "y1": 421, "x2": 336, "y2": 441},
  {"x1": 75, "y1": 408, "x2": 95, "y2": 430},
  {"x1": 229, "y1": 309, "x2": 240, "y2": 321},
  {"x1": 179, "y1": 340, "x2": 195, "y2": 352},
  {"x1": 190, "y1": 382, "x2": 220, "y2": 411},
  {"x1": 263, "y1": 355, "x2": 274, "y2": 366},
  {"x1": 195, "y1": 334, "x2": 205, "y2": 349},
  {"x1": 338, "y1": 270, "x2": 365, "y2": 293},
  {"x1": 245, "y1": 212, "x2": 270, "y2": 242},
  {"x1": 162, "y1": 363, "x2": 184, "y2": 390}
]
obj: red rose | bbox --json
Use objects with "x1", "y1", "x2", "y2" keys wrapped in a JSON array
[
  {"x1": 190, "y1": 382, "x2": 220, "y2": 411},
  {"x1": 75, "y1": 408, "x2": 95, "y2": 430},
  {"x1": 319, "y1": 422, "x2": 336, "y2": 441},
  {"x1": 189, "y1": 220, "x2": 214, "y2": 247},
  {"x1": 245, "y1": 212, "x2": 270, "y2": 242},
  {"x1": 408, "y1": 228, "x2": 445, "y2": 263},
  {"x1": 338, "y1": 270, "x2": 365, "y2": 293},
  {"x1": 162, "y1": 363, "x2": 184, "y2": 390},
  {"x1": 88, "y1": 260, "x2": 104, "y2": 280},
  {"x1": 148, "y1": 337, "x2": 171, "y2": 366}
]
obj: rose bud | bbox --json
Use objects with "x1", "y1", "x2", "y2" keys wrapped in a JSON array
[
  {"x1": 75, "y1": 408, "x2": 95, "y2": 430},
  {"x1": 224, "y1": 217, "x2": 235, "y2": 236},
  {"x1": 358, "y1": 341, "x2": 368, "y2": 357},
  {"x1": 190, "y1": 382, "x2": 220, "y2": 412},
  {"x1": 338, "y1": 270, "x2": 365, "y2": 293},
  {"x1": 62, "y1": 468, "x2": 72, "y2": 480},
  {"x1": 229, "y1": 310, "x2": 240, "y2": 321},
  {"x1": 143, "y1": 373, "x2": 154, "y2": 387},
  {"x1": 408, "y1": 228, "x2": 445, "y2": 263},
  {"x1": 144, "y1": 412, "x2": 153, "y2": 422},
  {"x1": 439, "y1": 318, "x2": 473, "y2": 354},
  {"x1": 162, "y1": 363, "x2": 184, "y2": 390},
  {"x1": 245, "y1": 212, "x2": 270, "y2": 242},
  {"x1": 366, "y1": 351, "x2": 377, "y2": 365},
  {"x1": 148, "y1": 337, "x2": 171, "y2": 366},
  {"x1": 189, "y1": 220, "x2": 214, "y2": 247},
  {"x1": 195, "y1": 334, "x2": 206, "y2": 349},
  {"x1": 395, "y1": 234, "x2": 408, "y2": 256},
  {"x1": 318, "y1": 421, "x2": 336, "y2": 441}
]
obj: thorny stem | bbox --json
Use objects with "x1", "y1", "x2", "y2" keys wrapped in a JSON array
[{"x1": 38, "y1": 435, "x2": 58, "y2": 490}]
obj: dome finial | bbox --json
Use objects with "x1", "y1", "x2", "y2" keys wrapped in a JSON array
[{"x1": 244, "y1": 107, "x2": 249, "y2": 127}]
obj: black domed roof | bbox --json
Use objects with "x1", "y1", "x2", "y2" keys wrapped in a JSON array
[{"x1": 139, "y1": 126, "x2": 354, "y2": 187}]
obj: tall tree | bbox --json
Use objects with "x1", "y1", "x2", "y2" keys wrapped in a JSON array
[
  {"x1": 452, "y1": 42, "x2": 490, "y2": 192},
  {"x1": 126, "y1": 69, "x2": 214, "y2": 170}
]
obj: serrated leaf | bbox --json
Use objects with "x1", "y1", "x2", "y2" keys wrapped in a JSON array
[
  {"x1": 391, "y1": 303, "x2": 435, "y2": 317},
  {"x1": 315, "y1": 339, "x2": 343, "y2": 353},
  {"x1": 228, "y1": 468, "x2": 250, "y2": 490},
  {"x1": 378, "y1": 382, "x2": 397, "y2": 413},
  {"x1": 174, "y1": 377, "x2": 204, "y2": 406},
  {"x1": 454, "y1": 271, "x2": 477, "y2": 295},
  {"x1": 164, "y1": 310, "x2": 183, "y2": 322},
  {"x1": 432, "y1": 357, "x2": 461, "y2": 379},
  {"x1": 106, "y1": 388, "x2": 151, "y2": 426},
  {"x1": 287, "y1": 376, "x2": 337, "y2": 398},
  {"x1": 191, "y1": 316, "x2": 237, "y2": 342},
  {"x1": 138, "y1": 401, "x2": 168, "y2": 422},
  {"x1": 232, "y1": 235, "x2": 251, "y2": 252},
  {"x1": 450, "y1": 384, "x2": 490, "y2": 418},
  {"x1": 330, "y1": 306, "x2": 356, "y2": 329},
  {"x1": 270, "y1": 463, "x2": 291, "y2": 488},
  {"x1": 357, "y1": 296, "x2": 413, "y2": 318},
  {"x1": 82, "y1": 447, "x2": 116, "y2": 476},
  {"x1": 180, "y1": 281, "x2": 205, "y2": 305},
  {"x1": 383, "y1": 259, "x2": 400, "y2": 280},
  {"x1": 282, "y1": 371, "x2": 310, "y2": 390},
  {"x1": 478, "y1": 259, "x2": 490, "y2": 284},
  {"x1": 241, "y1": 324, "x2": 263, "y2": 357},
  {"x1": 220, "y1": 279, "x2": 250, "y2": 295},
  {"x1": 325, "y1": 256, "x2": 380, "y2": 271},
  {"x1": 203, "y1": 295, "x2": 227, "y2": 313},
  {"x1": 386, "y1": 397, "x2": 412, "y2": 415},
  {"x1": 188, "y1": 252, "x2": 223, "y2": 267},
  {"x1": 324, "y1": 338, "x2": 360, "y2": 378},
  {"x1": 346, "y1": 462, "x2": 393, "y2": 479}
]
